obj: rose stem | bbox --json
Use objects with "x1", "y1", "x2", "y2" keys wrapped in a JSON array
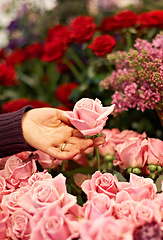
[{"x1": 95, "y1": 146, "x2": 101, "y2": 171}]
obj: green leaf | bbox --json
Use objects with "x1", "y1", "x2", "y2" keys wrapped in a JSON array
[
  {"x1": 155, "y1": 174, "x2": 163, "y2": 193},
  {"x1": 114, "y1": 171, "x2": 127, "y2": 182}
]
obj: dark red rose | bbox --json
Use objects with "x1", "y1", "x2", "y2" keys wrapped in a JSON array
[
  {"x1": 41, "y1": 40, "x2": 67, "y2": 62},
  {"x1": 88, "y1": 34, "x2": 116, "y2": 57},
  {"x1": 137, "y1": 12, "x2": 159, "y2": 28},
  {"x1": 25, "y1": 43, "x2": 44, "y2": 59},
  {"x1": 0, "y1": 49, "x2": 6, "y2": 59},
  {"x1": 97, "y1": 17, "x2": 121, "y2": 32},
  {"x1": 30, "y1": 100, "x2": 52, "y2": 108},
  {"x1": 5, "y1": 48, "x2": 27, "y2": 65},
  {"x1": 148, "y1": 10, "x2": 163, "y2": 28},
  {"x1": 113, "y1": 10, "x2": 138, "y2": 28},
  {"x1": 69, "y1": 16, "x2": 96, "y2": 43},
  {"x1": 1, "y1": 98, "x2": 30, "y2": 113},
  {"x1": 46, "y1": 24, "x2": 71, "y2": 44},
  {"x1": 55, "y1": 82, "x2": 78, "y2": 108},
  {"x1": 0, "y1": 62, "x2": 17, "y2": 86}
]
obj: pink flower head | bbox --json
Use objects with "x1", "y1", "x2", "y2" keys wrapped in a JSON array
[
  {"x1": 18, "y1": 173, "x2": 76, "y2": 214},
  {"x1": 65, "y1": 98, "x2": 115, "y2": 136},
  {"x1": 114, "y1": 137, "x2": 148, "y2": 168},
  {"x1": 81, "y1": 171, "x2": 119, "y2": 198},
  {"x1": 0, "y1": 155, "x2": 37, "y2": 189},
  {"x1": 30, "y1": 205, "x2": 77, "y2": 240},
  {"x1": 147, "y1": 138, "x2": 163, "y2": 165}
]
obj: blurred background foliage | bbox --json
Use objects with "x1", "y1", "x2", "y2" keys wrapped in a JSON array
[{"x1": 0, "y1": 0, "x2": 162, "y2": 139}]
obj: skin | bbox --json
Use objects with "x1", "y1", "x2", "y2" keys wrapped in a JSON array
[{"x1": 22, "y1": 108, "x2": 106, "y2": 160}]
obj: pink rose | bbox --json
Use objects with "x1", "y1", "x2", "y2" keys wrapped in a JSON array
[
  {"x1": 99, "y1": 129, "x2": 146, "y2": 156},
  {"x1": 18, "y1": 173, "x2": 76, "y2": 214},
  {"x1": 7, "y1": 209, "x2": 32, "y2": 240},
  {"x1": 65, "y1": 98, "x2": 115, "y2": 136},
  {"x1": 36, "y1": 150, "x2": 62, "y2": 169},
  {"x1": 114, "y1": 137, "x2": 148, "y2": 168},
  {"x1": 28, "y1": 170, "x2": 52, "y2": 185},
  {"x1": 30, "y1": 205, "x2": 77, "y2": 240},
  {"x1": 147, "y1": 138, "x2": 163, "y2": 165},
  {"x1": 79, "y1": 216, "x2": 122, "y2": 240},
  {"x1": 0, "y1": 205, "x2": 9, "y2": 240},
  {"x1": 81, "y1": 171, "x2": 119, "y2": 198},
  {"x1": 133, "y1": 199, "x2": 161, "y2": 226},
  {"x1": 83, "y1": 191, "x2": 114, "y2": 219},
  {"x1": 118, "y1": 174, "x2": 157, "y2": 201},
  {"x1": 115, "y1": 199, "x2": 136, "y2": 220},
  {"x1": 0, "y1": 155, "x2": 37, "y2": 189},
  {"x1": 1, "y1": 185, "x2": 30, "y2": 214}
]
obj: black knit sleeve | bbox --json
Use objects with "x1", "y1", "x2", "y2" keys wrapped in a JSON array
[{"x1": 0, "y1": 106, "x2": 36, "y2": 158}]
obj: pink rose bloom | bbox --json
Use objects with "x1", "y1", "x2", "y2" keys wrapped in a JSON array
[
  {"x1": 0, "y1": 205, "x2": 9, "y2": 240},
  {"x1": 65, "y1": 98, "x2": 115, "y2": 136},
  {"x1": 114, "y1": 137, "x2": 148, "y2": 168},
  {"x1": 81, "y1": 171, "x2": 119, "y2": 198},
  {"x1": 30, "y1": 205, "x2": 77, "y2": 240},
  {"x1": 133, "y1": 199, "x2": 161, "y2": 226},
  {"x1": 99, "y1": 129, "x2": 146, "y2": 156},
  {"x1": 36, "y1": 150, "x2": 62, "y2": 169},
  {"x1": 18, "y1": 173, "x2": 76, "y2": 214},
  {"x1": 7, "y1": 209, "x2": 32, "y2": 240},
  {"x1": 83, "y1": 191, "x2": 114, "y2": 219},
  {"x1": 115, "y1": 199, "x2": 136, "y2": 220},
  {"x1": 28, "y1": 170, "x2": 52, "y2": 185},
  {"x1": 99, "y1": 128, "x2": 120, "y2": 156},
  {"x1": 117, "y1": 174, "x2": 157, "y2": 201},
  {"x1": 1, "y1": 185, "x2": 30, "y2": 214},
  {"x1": 147, "y1": 138, "x2": 163, "y2": 165},
  {"x1": 79, "y1": 216, "x2": 123, "y2": 240},
  {"x1": 0, "y1": 155, "x2": 37, "y2": 189}
]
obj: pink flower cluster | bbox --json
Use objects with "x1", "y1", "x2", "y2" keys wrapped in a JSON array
[
  {"x1": 0, "y1": 152, "x2": 163, "y2": 240},
  {"x1": 100, "y1": 34, "x2": 163, "y2": 113},
  {"x1": 99, "y1": 128, "x2": 163, "y2": 170}
]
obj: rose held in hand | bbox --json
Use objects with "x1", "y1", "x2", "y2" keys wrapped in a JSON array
[{"x1": 65, "y1": 98, "x2": 115, "y2": 136}]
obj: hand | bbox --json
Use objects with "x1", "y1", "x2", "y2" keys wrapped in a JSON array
[{"x1": 22, "y1": 108, "x2": 105, "y2": 160}]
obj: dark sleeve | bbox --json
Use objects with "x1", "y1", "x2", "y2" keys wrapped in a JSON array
[{"x1": 0, "y1": 106, "x2": 36, "y2": 158}]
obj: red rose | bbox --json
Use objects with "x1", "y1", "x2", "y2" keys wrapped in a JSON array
[
  {"x1": 137, "y1": 12, "x2": 159, "y2": 28},
  {"x1": 25, "y1": 43, "x2": 44, "y2": 59},
  {"x1": 0, "y1": 62, "x2": 17, "y2": 86},
  {"x1": 41, "y1": 40, "x2": 67, "y2": 62},
  {"x1": 114, "y1": 10, "x2": 138, "y2": 28},
  {"x1": 55, "y1": 82, "x2": 78, "y2": 108},
  {"x1": 70, "y1": 16, "x2": 96, "y2": 43},
  {"x1": 98, "y1": 17, "x2": 121, "y2": 32},
  {"x1": 5, "y1": 48, "x2": 27, "y2": 66},
  {"x1": 1, "y1": 98, "x2": 30, "y2": 113},
  {"x1": 88, "y1": 34, "x2": 116, "y2": 57},
  {"x1": 46, "y1": 24, "x2": 71, "y2": 44},
  {"x1": 30, "y1": 100, "x2": 52, "y2": 108},
  {"x1": 148, "y1": 10, "x2": 163, "y2": 28}
]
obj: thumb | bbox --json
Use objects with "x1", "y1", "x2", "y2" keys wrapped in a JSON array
[{"x1": 57, "y1": 109, "x2": 72, "y2": 126}]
